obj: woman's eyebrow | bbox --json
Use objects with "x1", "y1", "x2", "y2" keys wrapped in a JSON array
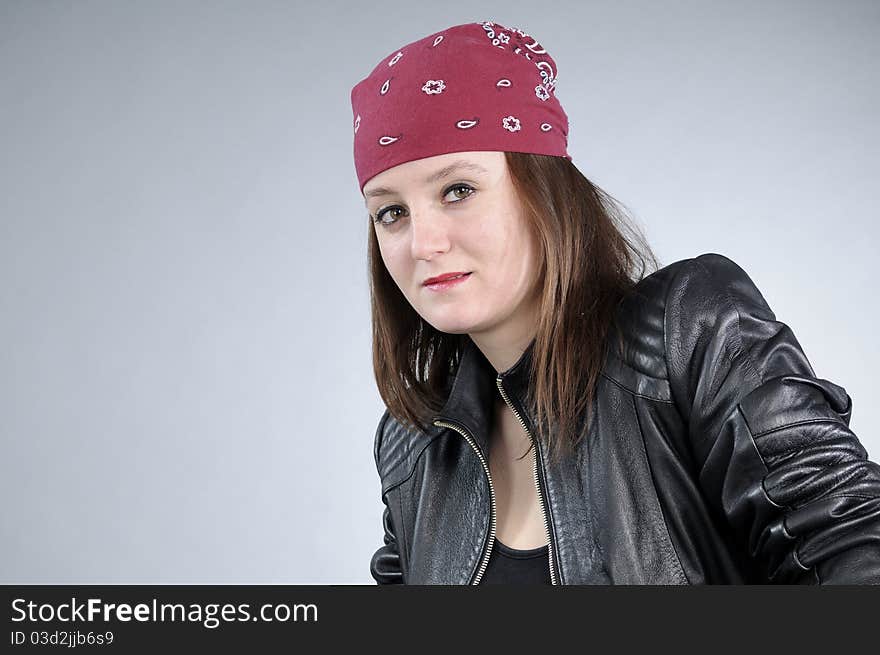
[{"x1": 363, "y1": 161, "x2": 489, "y2": 200}]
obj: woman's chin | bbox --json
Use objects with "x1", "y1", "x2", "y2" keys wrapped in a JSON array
[{"x1": 421, "y1": 313, "x2": 479, "y2": 335}]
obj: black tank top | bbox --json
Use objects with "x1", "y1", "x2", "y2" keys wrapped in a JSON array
[{"x1": 480, "y1": 537, "x2": 551, "y2": 584}]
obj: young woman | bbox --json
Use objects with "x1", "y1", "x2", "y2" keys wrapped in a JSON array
[{"x1": 350, "y1": 21, "x2": 880, "y2": 584}]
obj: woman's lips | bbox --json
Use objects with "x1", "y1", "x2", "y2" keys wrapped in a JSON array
[{"x1": 423, "y1": 272, "x2": 472, "y2": 292}]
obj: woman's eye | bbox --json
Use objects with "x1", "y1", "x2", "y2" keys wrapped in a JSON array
[
  {"x1": 373, "y1": 206, "x2": 406, "y2": 226},
  {"x1": 444, "y1": 183, "x2": 475, "y2": 202},
  {"x1": 372, "y1": 184, "x2": 475, "y2": 227}
]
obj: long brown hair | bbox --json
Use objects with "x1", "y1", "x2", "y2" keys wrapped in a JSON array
[{"x1": 367, "y1": 152, "x2": 659, "y2": 467}]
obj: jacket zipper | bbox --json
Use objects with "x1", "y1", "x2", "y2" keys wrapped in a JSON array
[
  {"x1": 431, "y1": 418, "x2": 497, "y2": 585},
  {"x1": 496, "y1": 376, "x2": 559, "y2": 585}
]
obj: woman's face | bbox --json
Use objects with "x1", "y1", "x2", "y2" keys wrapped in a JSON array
[{"x1": 364, "y1": 151, "x2": 541, "y2": 340}]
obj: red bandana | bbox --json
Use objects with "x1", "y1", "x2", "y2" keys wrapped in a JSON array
[{"x1": 350, "y1": 21, "x2": 571, "y2": 193}]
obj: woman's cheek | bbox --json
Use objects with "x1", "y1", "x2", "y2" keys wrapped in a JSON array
[{"x1": 379, "y1": 238, "x2": 406, "y2": 276}]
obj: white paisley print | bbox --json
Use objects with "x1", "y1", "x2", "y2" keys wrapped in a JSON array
[
  {"x1": 481, "y1": 19, "x2": 557, "y2": 101},
  {"x1": 353, "y1": 22, "x2": 566, "y2": 154}
]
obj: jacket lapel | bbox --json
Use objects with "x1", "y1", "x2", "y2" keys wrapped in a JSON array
[{"x1": 432, "y1": 336, "x2": 536, "y2": 456}]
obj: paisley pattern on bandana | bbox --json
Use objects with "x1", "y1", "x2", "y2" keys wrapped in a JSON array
[
  {"x1": 480, "y1": 20, "x2": 557, "y2": 101},
  {"x1": 351, "y1": 21, "x2": 571, "y2": 191}
]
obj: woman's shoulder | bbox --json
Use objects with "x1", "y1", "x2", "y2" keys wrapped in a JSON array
[
  {"x1": 372, "y1": 408, "x2": 444, "y2": 494},
  {"x1": 608, "y1": 252, "x2": 762, "y2": 381},
  {"x1": 627, "y1": 251, "x2": 749, "y2": 300},
  {"x1": 621, "y1": 251, "x2": 759, "y2": 317}
]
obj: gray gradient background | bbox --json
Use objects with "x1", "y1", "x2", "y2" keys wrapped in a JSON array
[{"x1": 1, "y1": 0, "x2": 877, "y2": 584}]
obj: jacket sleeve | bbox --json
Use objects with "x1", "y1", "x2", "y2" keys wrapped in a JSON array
[
  {"x1": 665, "y1": 252, "x2": 880, "y2": 584},
  {"x1": 369, "y1": 410, "x2": 404, "y2": 584}
]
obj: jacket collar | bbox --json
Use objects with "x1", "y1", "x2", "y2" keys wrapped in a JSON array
[{"x1": 432, "y1": 336, "x2": 536, "y2": 457}]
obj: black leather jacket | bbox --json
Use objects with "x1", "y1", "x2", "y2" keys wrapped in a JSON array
[{"x1": 369, "y1": 252, "x2": 880, "y2": 584}]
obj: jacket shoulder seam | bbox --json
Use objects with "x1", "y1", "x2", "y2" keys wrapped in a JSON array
[
  {"x1": 378, "y1": 421, "x2": 444, "y2": 496},
  {"x1": 663, "y1": 253, "x2": 765, "y2": 398},
  {"x1": 691, "y1": 255, "x2": 766, "y2": 386},
  {"x1": 662, "y1": 256, "x2": 699, "y2": 390}
]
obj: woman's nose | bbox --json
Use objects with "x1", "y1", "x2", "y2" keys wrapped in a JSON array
[{"x1": 409, "y1": 209, "x2": 451, "y2": 261}]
